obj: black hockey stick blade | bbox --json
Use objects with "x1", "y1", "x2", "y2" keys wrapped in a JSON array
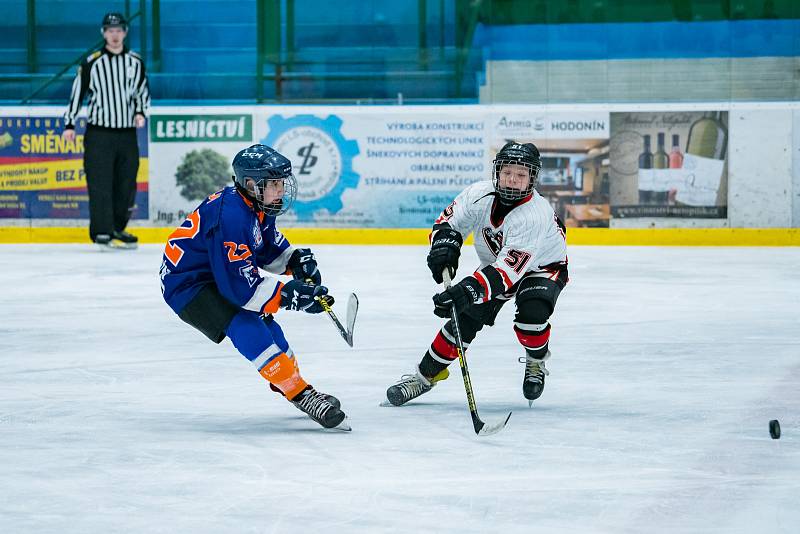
[{"x1": 475, "y1": 411, "x2": 512, "y2": 436}]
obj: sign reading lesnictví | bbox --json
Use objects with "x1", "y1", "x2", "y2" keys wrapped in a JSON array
[{"x1": 150, "y1": 115, "x2": 252, "y2": 143}]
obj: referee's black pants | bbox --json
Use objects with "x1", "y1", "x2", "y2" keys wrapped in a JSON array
[{"x1": 83, "y1": 125, "x2": 140, "y2": 241}]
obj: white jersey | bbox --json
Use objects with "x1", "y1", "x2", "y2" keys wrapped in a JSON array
[{"x1": 433, "y1": 180, "x2": 567, "y2": 299}]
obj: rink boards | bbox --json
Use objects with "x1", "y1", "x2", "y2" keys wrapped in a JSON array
[{"x1": 1, "y1": 226, "x2": 799, "y2": 246}]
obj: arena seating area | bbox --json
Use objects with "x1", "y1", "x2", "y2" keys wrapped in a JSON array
[{"x1": 1, "y1": 0, "x2": 797, "y2": 104}]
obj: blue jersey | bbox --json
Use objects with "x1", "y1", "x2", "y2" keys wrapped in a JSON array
[{"x1": 160, "y1": 186, "x2": 293, "y2": 315}]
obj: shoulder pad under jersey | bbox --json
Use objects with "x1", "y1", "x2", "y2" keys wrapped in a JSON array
[{"x1": 86, "y1": 50, "x2": 102, "y2": 63}]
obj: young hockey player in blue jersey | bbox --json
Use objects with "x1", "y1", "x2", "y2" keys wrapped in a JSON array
[{"x1": 160, "y1": 144, "x2": 349, "y2": 431}]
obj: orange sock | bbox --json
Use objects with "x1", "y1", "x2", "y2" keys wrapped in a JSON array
[{"x1": 258, "y1": 353, "x2": 308, "y2": 400}]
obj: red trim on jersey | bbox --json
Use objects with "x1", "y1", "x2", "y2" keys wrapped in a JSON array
[
  {"x1": 517, "y1": 193, "x2": 533, "y2": 205},
  {"x1": 431, "y1": 331, "x2": 458, "y2": 360},
  {"x1": 494, "y1": 265, "x2": 513, "y2": 289},
  {"x1": 514, "y1": 325, "x2": 550, "y2": 349},
  {"x1": 473, "y1": 270, "x2": 491, "y2": 301},
  {"x1": 489, "y1": 193, "x2": 534, "y2": 227}
]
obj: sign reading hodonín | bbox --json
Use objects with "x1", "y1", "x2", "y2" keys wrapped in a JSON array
[
  {"x1": 261, "y1": 115, "x2": 360, "y2": 221},
  {"x1": 0, "y1": 116, "x2": 148, "y2": 218}
]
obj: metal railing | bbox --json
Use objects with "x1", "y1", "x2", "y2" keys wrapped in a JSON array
[
  {"x1": 22, "y1": 10, "x2": 144, "y2": 104},
  {"x1": 15, "y1": 0, "x2": 471, "y2": 104}
]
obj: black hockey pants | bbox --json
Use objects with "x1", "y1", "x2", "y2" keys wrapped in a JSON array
[
  {"x1": 419, "y1": 273, "x2": 565, "y2": 378},
  {"x1": 83, "y1": 125, "x2": 140, "y2": 241}
]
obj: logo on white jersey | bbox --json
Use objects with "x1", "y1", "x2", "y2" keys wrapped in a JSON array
[{"x1": 482, "y1": 227, "x2": 503, "y2": 256}]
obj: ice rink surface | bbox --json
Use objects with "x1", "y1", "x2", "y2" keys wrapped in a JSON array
[{"x1": 1, "y1": 243, "x2": 798, "y2": 533}]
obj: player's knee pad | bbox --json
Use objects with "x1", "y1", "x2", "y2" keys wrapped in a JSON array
[
  {"x1": 516, "y1": 298, "x2": 552, "y2": 326},
  {"x1": 447, "y1": 309, "x2": 487, "y2": 344},
  {"x1": 464, "y1": 298, "x2": 506, "y2": 327},
  {"x1": 514, "y1": 278, "x2": 559, "y2": 356}
]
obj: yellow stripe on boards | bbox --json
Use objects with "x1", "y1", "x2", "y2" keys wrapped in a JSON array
[{"x1": 0, "y1": 227, "x2": 798, "y2": 246}]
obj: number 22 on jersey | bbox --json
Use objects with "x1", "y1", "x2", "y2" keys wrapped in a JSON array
[{"x1": 164, "y1": 210, "x2": 200, "y2": 266}]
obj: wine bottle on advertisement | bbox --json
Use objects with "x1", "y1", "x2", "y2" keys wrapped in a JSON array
[
  {"x1": 669, "y1": 134, "x2": 683, "y2": 168},
  {"x1": 638, "y1": 134, "x2": 653, "y2": 204},
  {"x1": 654, "y1": 133, "x2": 668, "y2": 169},
  {"x1": 638, "y1": 134, "x2": 653, "y2": 169},
  {"x1": 675, "y1": 112, "x2": 727, "y2": 207},
  {"x1": 651, "y1": 133, "x2": 669, "y2": 203},
  {"x1": 686, "y1": 111, "x2": 727, "y2": 159}
]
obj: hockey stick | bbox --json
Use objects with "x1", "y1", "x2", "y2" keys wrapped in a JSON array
[
  {"x1": 310, "y1": 283, "x2": 358, "y2": 347},
  {"x1": 442, "y1": 270, "x2": 511, "y2": 436}
]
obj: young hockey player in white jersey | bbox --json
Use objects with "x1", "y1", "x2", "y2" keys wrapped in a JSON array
[{"x1": 386, "y1": 141, "x2": 568, "y2": 407}]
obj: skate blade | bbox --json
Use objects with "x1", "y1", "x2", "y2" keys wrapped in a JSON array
[
  {"x1": 97, "y1": 241, "x2": 137, "y2": 251},
  {"x1": 528, "y1": 400, "x2": 533, "y2": 408},
  {"x1": 379, "y1": 400, "x2": 396, "y2": 407},
  {"x1": 328, "y1": 416, "x2": 351, "y2": 432}
]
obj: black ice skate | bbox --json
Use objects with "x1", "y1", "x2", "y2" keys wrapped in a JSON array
[
  {"x1": 95, "y1": 232, "x2": 137, "y2": 251},
  {"x1": 290, "y1": 386, "x2": 350, "y2": 431},
  {"x1": 385, "y1": 366, "x2": 449, "y2": 406},
  {"x1": 270, "y1": 382, "x2": 340, "y2": 409},
  {"x1": 112, "y1": 230, "x2": 139, "y2": 249},
  {"x1": 522, "y1": 351, "x2": 550, "y2": 407}
]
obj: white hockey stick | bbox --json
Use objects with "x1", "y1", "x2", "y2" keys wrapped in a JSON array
[{"x1": 317, "y1": 293, "x2": 359, "y2": 347}]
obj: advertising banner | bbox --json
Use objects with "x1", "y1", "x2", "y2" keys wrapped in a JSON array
[
  {"x1": 145, "y1": 106, "x2": 732, "y2": 230},
  {"x1": 489, "y1": 109, "x2": 611, "y2": 228},
  {"x1": 0, "y1": 114, "x2": 148, "y2": 219},
  {"x1": 253, "y1": 110, "x2": 486, "y2": 227},
  {"x1": 148, "y1": 107, "x2": 488, "y2": 228},
  {"x1": 148, "y1": 111, "x2": 254, "y2": 226},
  {"x1": 609, "y1": 111, "x2": 728, "y2": 219}
]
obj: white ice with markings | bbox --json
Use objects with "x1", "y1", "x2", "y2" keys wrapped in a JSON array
[{"x1": 1, "y1": 244, "x2": 798, "y2": 533}]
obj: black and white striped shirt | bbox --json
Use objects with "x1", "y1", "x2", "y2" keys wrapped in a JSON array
[{"x1": 64, "y1": 47, "x2": 150, "y2": 130}]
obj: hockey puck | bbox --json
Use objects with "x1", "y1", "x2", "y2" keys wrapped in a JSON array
[{"x1": 769, "y1": 419, "x2": 781, "y2": 439}]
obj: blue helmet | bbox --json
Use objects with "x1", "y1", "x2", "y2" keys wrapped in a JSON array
[
  {"x1": 492, "y1": 141, "x2": 541, "y2": 203},
  {"x1": 231, "y1": 144, "x2": 297, "y2": 216}
]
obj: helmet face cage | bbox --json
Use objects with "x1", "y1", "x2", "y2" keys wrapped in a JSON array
[
  {"x1": 243, "y1": 172, "x2": 298, "y2": 216},
  {"x1": 492, "y1": 158, "x2": 540, "y2": 202}
]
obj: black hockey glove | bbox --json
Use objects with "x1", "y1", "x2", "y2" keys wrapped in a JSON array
[
  {"x1": 427, "y1": 228, "x2": 463, "y2": 284},
  {"x1": 281, "y1": 279, "x2": 329, "y2": 314},
  {"x1": 432, "y1": 276, "x2": 484, "y2": 318},
  {"x1": 287, "y1": 248, "x2": 321, "y2": 285}
]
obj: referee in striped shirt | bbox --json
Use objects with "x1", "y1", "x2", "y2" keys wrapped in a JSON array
[{"x1": 62, "y1": 12, "x2": 150, "y2": 249}]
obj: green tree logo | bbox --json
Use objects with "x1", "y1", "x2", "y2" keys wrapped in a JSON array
[{"x1": 175, "y1": 149, "x2": 230, "y2": 201}]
